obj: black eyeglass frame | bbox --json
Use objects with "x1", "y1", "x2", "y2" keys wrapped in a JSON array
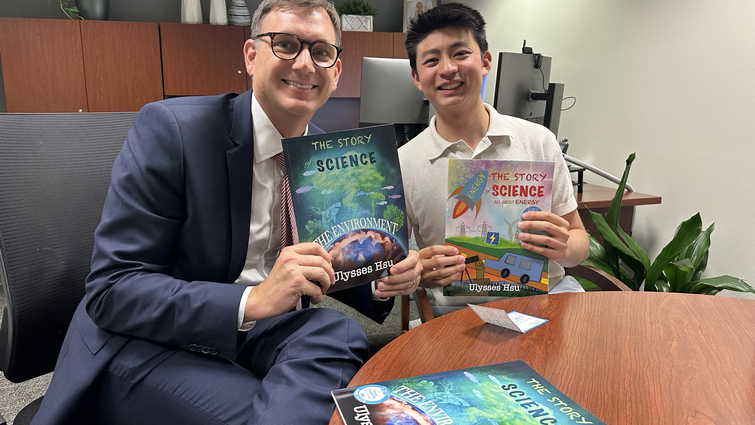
[{"x1": 254, "y1": 32, "x2": 343, "y2": 69}]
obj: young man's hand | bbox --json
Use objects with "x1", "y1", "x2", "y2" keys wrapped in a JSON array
[
  {"x1": 416, "y1": 245, "x2": 466, "y2": 288},
  {"x1": 244, "y1": 243, "x2": 333, "y2": 321},
  {"x1": 374, "y1": 250, "x2": 423, "y2": 298},
  {"x1": 517, "y1": 210, "x2": 570, "y2": 260},
  {"x1": 516, "y1": 210, "x2": 588, "y2": 267}
]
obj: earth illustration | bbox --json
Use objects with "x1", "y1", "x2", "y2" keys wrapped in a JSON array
[
  {"x1": 327, "y1": 229, "x2": 404, "y2": 269},
  {"x1": 371, "y1": 396, "x2": 436, "y2": 425}
]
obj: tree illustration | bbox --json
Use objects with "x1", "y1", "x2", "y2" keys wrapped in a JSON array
[
  {"x1": 383, "y1": 205, "x2": 404, "y2": 230},
  {"x1": 311, "y1": 150, "x2": 385, "y2": 210},
  {"x1": 305, "y1": 219, "x2": 329, "y2": 241}
]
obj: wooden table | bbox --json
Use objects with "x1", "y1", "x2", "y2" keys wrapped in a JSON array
[
  {"x1": 575, "y1": 183, "x2": 661, "y2": 244},
  {"x1": 330, "y1": 292, "x2": 755, "y2": 424}
]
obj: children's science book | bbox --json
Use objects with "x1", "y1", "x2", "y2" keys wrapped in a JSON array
[
  {"x1": 281, "y1": 124, "x2": 408, "y2": 293},
  {"x1": 444, "y1": 159, "x2": 554, "y2": 297},
  {"x1": 332, "y1": 360, "x2": 606, "y2": 425}
]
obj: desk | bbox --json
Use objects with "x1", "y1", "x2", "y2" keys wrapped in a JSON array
[
  {"x1": 575, "y1": 183, "x2": 661, "y2": 244},
  {"x1": 330, "y1": 292, "x2": 755, "y2": 424}
]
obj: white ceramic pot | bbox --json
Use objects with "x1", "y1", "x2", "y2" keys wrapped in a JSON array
[
  {"x1": 181, "y1": 0, "x2": 203, "y2": 24},
  {"x1": 210, "y1": 0, "x2": 228, "y2": 25},
  {"x1": 341, "y1": 14, "x2": 373, "y2": 32}
]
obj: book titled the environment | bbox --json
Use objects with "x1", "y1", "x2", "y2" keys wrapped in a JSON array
[
  {"x1": 444, "y1": 159, "x2": 554, "y2": 297},
  {"x1": 281, "y1": 124, "x2": 408, "y2": 293},
  {"x1": 332, "y1": 360, "x2": 606, "y2": 425}
]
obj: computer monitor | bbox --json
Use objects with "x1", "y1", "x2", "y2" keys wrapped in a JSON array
[
  {"x1": 360, "y1": 57, "x2": 429, "y2": 145},
  {"x1": 493, "y1": 52, "x2": 563, "y2": 137}
]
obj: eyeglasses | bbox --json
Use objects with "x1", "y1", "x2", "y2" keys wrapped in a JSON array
[{"x1": 254, "y1": 32, "x2": 342, "y2": 69}]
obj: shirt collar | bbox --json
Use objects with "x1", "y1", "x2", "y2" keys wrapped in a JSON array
[
  {"x1": 251, "y1": 94, "x2": 308, "y2": 164},
  {"x1": 425, "y1": 103, "x2": 514, "y2": 160}
]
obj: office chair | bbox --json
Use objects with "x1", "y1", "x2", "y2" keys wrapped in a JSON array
[
  {"x1": 0, "y1": 112, "x2": 136, "y2": 424},
  {"x1": 401, "y1": 264, "x2": 629, "y2": 332}
]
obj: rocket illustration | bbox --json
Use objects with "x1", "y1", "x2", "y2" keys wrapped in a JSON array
[{"x1": 448, "y1": 170, "x2": 488, "y2": 219}]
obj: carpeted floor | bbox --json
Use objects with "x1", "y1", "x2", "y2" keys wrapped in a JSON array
[{"x1": 0, "y1": 286, "x2": 416, "y2": 424}]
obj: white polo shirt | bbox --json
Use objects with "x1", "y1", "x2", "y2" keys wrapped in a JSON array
[{"x1": 398, "y1": 104, "x2": 579, "y2": 306}]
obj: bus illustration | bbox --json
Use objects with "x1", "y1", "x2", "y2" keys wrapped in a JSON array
[{"x1": 484, "y1": 252, "x2": 545, "y2": 285}]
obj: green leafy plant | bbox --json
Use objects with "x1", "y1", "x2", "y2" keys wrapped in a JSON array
[
  {"x1": 383, "y1": 205, "x2": 404, "y2": 230},
  {"x1": 336, "y1": 0, "x2": 378, "y2": 16},
  {"x1": 585, "y1": 153, "x2": 755, "y2": 294},
  {"x1": 48, "y1": 0, "x2": 82, "y2": 20}
]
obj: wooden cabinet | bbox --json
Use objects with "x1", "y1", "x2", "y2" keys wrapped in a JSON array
[
  {"x1": 393, "y1": 32, "x2": 408, "y2": 59},
  {"x1": 0, "y1": 18, "x2": 162, "y2": 113},
  {"x1": 160, "y1": 23, "x2": 247, "y2": 97},
  {"x1": 332, "y1": 31, "x2": 395, "y2": 98},
  {"x1": 80, "y1": 21, "x2": 163, "y2": 112},
  {"x1": 0, "y1": 19, "x2": 406, "y2": 111},
  {"x1": 0, "y1": 18, "x2": 88, "y2": 113}
]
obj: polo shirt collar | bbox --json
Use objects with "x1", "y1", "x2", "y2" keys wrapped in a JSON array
[{"x1": 424, "y1": 103, "x2": 514, "y2": 161}]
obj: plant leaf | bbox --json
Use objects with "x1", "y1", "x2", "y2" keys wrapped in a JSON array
[
  {"x1": 614, "y1": 226, "x2": 649, "y2": 289},
  {"x1": 654, "y1": 276, "x2": 671, "y2": 292},
  {"x1": 584, "y1": 233, "x2": 637, "y2": 290},
  {"x1": 691, "y1": 250, "x2": 709, "y2": 282},
  {"x1": 670, "y1": 258, "x2": 695, "y2": 271},
  {"x1": 587, "y1": 211, "x2": 626, "y2": 276},
  {"x1": 644, "y1": 213, "x2": 702, "y2": 291},
  {"x1": 589, "y1": 211, "x2": 640, "y2": 262},
  {"x1": 588, "y1": 209, "x2": 621, "y2": 277},
  {"x1": 686, "y1": 276, "x2": 755, "y2": 294},
  {"x1": 680, "y1": 223, "x2": 714, "y2": 281},
  {"x1": 590, "y1": 152, "x2": 635, "y2": 289},
  {"x1": 616, "y1": 226, "x2": 651, "y2": 269},
  {"x1": 590, "y1": 211, "x2": 650, "y2": 290},
  {"x1": 616, "y1": 249, "x2": 645, "y2": 290},
  {"x1": 584, "y1": 236, "x2": 612, "y2": 273},
  {"x1": 618, "y1": 267, "x2": 635, "y2": 290},
  {"x1": 586, "y1": 233, "x2": 607, "y2": 260},
  {"x1": 605, "y1": 153, "x2": 635, "y2": 232},
  {"x1": 665, "y1": 258, "x2": 695, "y2": 292}
]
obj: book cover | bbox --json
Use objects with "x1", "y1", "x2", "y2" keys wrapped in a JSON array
[
  {"x1": 444, "y1": 159, "x2": 554, "y2": 297},
  {"x1": 332, "y1": 360, "x2": 606, "y2": 425},
  {"x1": 281, "y1": 124, "x2": 409, "y2": 293}
]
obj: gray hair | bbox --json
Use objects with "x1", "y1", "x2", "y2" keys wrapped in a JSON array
[{"x1": 251, "y1": 0, "x2": 342, "y2": 46}]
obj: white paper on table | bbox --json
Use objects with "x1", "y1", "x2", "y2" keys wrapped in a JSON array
[{"x1": 468, "y1": 304, "x2": 547, "y2": 333}]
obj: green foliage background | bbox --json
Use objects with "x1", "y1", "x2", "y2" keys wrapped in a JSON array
[{"x1": 336, "y1": 0, "x2": 378, "y2": 16}]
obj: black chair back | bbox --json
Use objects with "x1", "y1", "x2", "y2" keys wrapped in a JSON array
[{"x1": 0, "y1": 112, "x2": 136, "y2": 383}]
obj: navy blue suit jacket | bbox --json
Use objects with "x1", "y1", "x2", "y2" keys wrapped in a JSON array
[{"x1": 32, "y1": 90, "x2": 393, "y2": 424}]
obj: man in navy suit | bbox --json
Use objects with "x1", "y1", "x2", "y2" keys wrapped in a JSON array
[{"x1": 31, "y1": 1, "x2": 421, "y2": 424}]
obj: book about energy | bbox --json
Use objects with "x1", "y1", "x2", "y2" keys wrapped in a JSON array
[
  {"x1": 332, "y1": 360, "x2": 606, "y2": 425},
  {"x1": 444, "y1": 159, "x2": 555, "y2": 297},
  {"x1": 281, "y1": 124, "x2": 408, "y2": 293}
]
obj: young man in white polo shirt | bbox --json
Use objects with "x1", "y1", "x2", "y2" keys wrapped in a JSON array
[{"x1": 398, "y1": 2, "x2": 589, "y2": 315}]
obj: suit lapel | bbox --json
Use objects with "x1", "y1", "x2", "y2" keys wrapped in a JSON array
[
  {"x1": 223, "y1": 91, "x2": 325, "y2": 283},
  {"x1": 226, "y1": 90, "x2": 255, "y2": 282}
]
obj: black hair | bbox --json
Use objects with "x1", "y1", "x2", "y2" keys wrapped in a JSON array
[{"x1": 404, "y1": 2, "x2": 488, "y2": 72}]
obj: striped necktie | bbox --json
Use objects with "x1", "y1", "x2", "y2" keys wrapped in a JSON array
[
  {"x1": 277, "y1": 152, "x2": 304, "y2": 310},
  {"x1": 276, "y1": 152, "x2": 297, "y2": 251}
]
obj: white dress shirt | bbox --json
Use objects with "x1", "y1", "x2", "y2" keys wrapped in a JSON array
[{"x1": 233, "y1": 95, "x2": 307, "y2": 329}]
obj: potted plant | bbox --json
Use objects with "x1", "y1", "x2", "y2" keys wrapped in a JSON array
[
  {"x1": 48, "y1": 0, "x2": 81, "y2": 19},
  {"x1": 337, "y1": 0, "x2": 378, "y2": 32},
  {"x1": 48, "y1": 0, "x2": 110, "y2": 20},
  {"x1": 585, "y1": 153, "x2": 755, "y2": 295}
]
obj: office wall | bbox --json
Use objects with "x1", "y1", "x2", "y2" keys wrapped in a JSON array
[{"x1": 464, "y1": 0, "x2": 755, "y2": 297}]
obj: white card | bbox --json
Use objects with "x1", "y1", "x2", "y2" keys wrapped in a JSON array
[{"x1": 468, "y1": 304, "x2": 548, "y2": 333}]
